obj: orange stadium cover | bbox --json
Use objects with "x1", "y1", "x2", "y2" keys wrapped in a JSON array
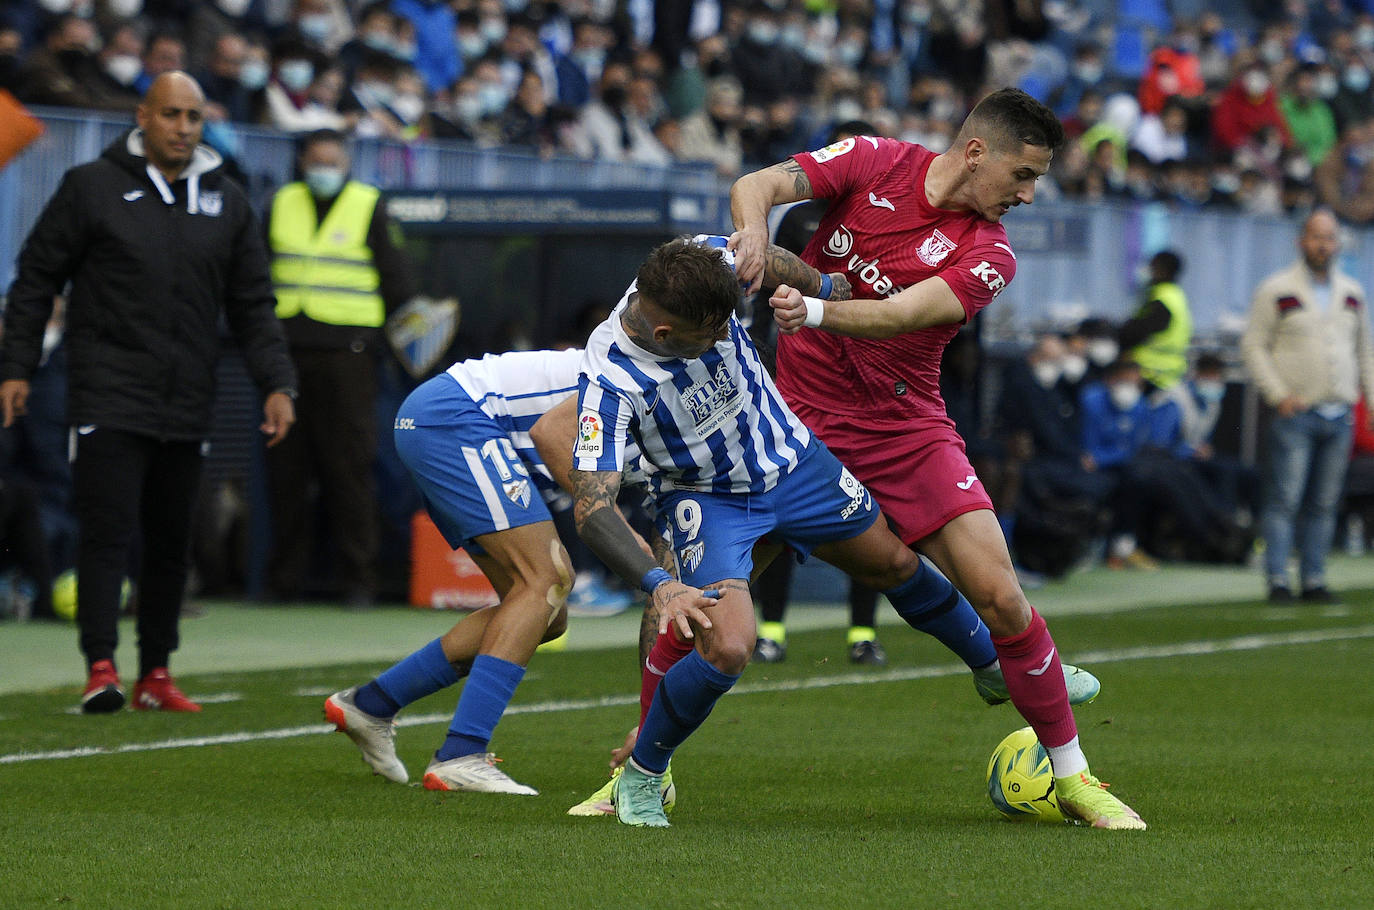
[{"x1": 0, "y1": 90, "x2": 43, "y2": 171}]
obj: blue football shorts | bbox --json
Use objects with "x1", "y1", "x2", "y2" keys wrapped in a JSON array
[
  {"x1": 393, "y1": 373, "x2": 552, "y2": 551},
  {"x1": 653, "y1": 440, "x2": 879, "y2": 587}
]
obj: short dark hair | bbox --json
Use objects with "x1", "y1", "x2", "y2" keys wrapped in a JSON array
[
  {"x1": 636, "y1": 239, "x2": 740, "y2": 329},
  {"x1": 829, "y1": 119, "x2": 877, "y2": 143},
  {"x1": 1150, "y1": 250, "x2": 1183, "y2": 280},
  {"x1": 961, "y1": 87, "x2": 1065, "y2": 153},
  {"x1": 1195, "y1": 352, "x2": 1225, "y2": 374},
  {"x1": 299, "y1": 128, "x2": 347, "y2": 156}
]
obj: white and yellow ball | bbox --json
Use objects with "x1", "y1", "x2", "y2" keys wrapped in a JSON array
[{"x1": 986, "y1": 726, "x2": 1064, "y2": 822}]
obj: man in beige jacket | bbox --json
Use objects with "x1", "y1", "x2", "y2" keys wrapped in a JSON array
[{"x1": 1241, "y1": 209, "x2": 1374, "y2": 602}]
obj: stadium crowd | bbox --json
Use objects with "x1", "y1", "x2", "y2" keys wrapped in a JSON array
[{"x1": 4, "y1": 0, "x2": 1374, "y2": 217}]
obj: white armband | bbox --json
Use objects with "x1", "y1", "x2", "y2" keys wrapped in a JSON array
[{"x1": 801, "y1": 296, "x2": 825, "y2": 328}]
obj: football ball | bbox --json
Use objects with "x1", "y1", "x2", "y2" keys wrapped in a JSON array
[{"x1": 986, "y1": 726, "x2": 1064, "y2": 822}]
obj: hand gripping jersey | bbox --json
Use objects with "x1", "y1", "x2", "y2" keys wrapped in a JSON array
[
  {"x1": 780, "y1": 136, "x2": 1020, "y2": 422},
  {"x1": 573, "y1": 235, "x2": 813, "y2": 496}
]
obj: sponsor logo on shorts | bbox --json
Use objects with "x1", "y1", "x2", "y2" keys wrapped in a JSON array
[
  {"x1": 394, "y1": 417, "x2": 416, "y2": 430},
  {"x1": 679, "y1": 541, "x2": 705, "y2": 573},
  {"x1": 837, "y1": 466, "x2": 872, "y2": 520},
  {"x1": 575, "y1": 411, "x2": 603, "y2": 459}
]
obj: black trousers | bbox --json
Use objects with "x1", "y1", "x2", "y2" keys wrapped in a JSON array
[
  {"x1": 73, "y1": 427, "x2": 203, "y2": 676},
  {"x1": 266, "y1": 348, "x2": 378, "y2": 598}
]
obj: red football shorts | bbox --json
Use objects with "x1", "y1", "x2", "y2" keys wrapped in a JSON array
[{"x1": 789, "y1": 400, "x2": 993, "y2": 545}]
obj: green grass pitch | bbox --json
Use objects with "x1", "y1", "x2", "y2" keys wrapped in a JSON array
[{"x1": 2, "y1": 595, "x2": 1372, "y2": 909}]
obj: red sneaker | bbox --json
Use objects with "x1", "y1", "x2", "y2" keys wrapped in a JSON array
[
  {"x1": 133, "y1": 668, "x2": 202, "y2": 712},
  {"x1": 81, "y1": 659, "x2": 126, "y2": 714}
]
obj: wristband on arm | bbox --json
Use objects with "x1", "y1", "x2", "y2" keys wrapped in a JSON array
[
  {"x1": 640, "y1": 567, "x2": 674, "y2": 594},
  {"x1": 801, "y1": 296, "x2": 825, "y2": 328},
  {"x1": 817, "y1": 272, "x2": 833, "y2": 300}
]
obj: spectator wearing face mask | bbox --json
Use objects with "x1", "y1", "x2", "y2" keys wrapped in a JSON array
[
  {"x1": 1120, "y1": 250, "x2": 1192, "y2": 394},
  {"x1": 92, "y1": 21, "x2": 144, "y2": 113},
  {"x1": 17, "y1": 14, "x2": 125, "y2": 110},
  {"x1": 1078, "y1": 358, "x2": 1160, "y2": 570},
  {"x1": 263, "y1": 40, "x2": 345, "y2": 132},
  {"x1": 1212, "y1": 65, "x2": 1292, "y2": 157},
  {"x1": 730, "y1": 1, "x2": 807, "y2": 104},
  {"x1": 568, "y1": 58, "x2": 670, "y2": 165},
  {"x1": 1328, "y1": 56, "x2": 1374, "y2": 133},
  {"x1": 1281, "y1": 62, "x2": 1339, "y2": 167},
  {"x1": 1313, "y1": 116, "x2": 1374, "y2": 223},
  {"x1": 552, "y1": 17, "x2": 611, "y2": 109},
  {"x1": 195, "y1": 32, "x2": 256, "y2": 124},
  {"x1": 264, "y1": 129, "x2": 416, "y2": 607}
]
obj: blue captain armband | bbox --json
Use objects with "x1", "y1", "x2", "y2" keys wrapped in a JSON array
[{"x1": 817, "y1": 272, "x2": 833, "y2": 300}]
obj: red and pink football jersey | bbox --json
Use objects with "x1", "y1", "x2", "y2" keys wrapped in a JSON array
[{"x1": 778, "y1": 136, "x2": 1018, "y2": 421}]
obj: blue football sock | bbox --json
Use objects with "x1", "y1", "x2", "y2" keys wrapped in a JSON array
[
  {"x1": 359, "y1": 638, "x2": 461, "y2": 717},
  {"x1": 435, "y1": 654, "x2": 526, "y2": 762},
  {"x1": 631, "y1": 650, "x2": 739, "y2": 775},
  {"x1": 884, "y1": 560, "x2": 998, "y2": 669}
]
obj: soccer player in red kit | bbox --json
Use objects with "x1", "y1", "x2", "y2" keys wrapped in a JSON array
[{"x1": 731, "y1": 88, "x2": 1146, "y2": 829}]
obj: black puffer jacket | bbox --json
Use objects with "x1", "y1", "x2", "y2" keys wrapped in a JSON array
[{"x1": 1, "y1": 129, "x2": 295, "y2": 440}]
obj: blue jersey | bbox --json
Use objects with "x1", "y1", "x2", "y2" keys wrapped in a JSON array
[{"x1": 572, "y1": 235, "x2": 813, "y2": 496}]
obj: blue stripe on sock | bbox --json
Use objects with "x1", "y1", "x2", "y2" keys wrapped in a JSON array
[
  {"x1": 631, "y1": 650, "x2": 739, "y2": 774},
  {"x1": 884, "y1": 561, "x2": 998, "y2": 669},
  {"x1": 436, "y1": 654, "x2": 526, "y2": 761},
  {"x1": 365, "y1": 638, "x2": 461, "y2": 715}
]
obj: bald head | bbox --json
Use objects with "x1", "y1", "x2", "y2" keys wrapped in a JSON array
[
  {"x1": 1300, "y1": 207, "x2": 1340, "y2": 276},
  {"x1": 137, "y1": 71, "x2": 205, "y2": 179}
]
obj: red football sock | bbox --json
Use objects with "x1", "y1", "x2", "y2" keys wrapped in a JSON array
[
  {"x1": 639, "y1": 624, "x2": 695, "y2": 728},
  {"x1": 990, "y1": 608, "x2": 1078, "y2": 748}
]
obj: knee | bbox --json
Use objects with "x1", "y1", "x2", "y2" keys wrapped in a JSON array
[
  {"x1": 869, "y1": 546, "x2": 921, "y2": 591},
  {"x1": 543, "y1": 605, "x2": 568, "y2": 642},
  {"x1": 702, "y1": 633, "x2": 753, "y2": 675},
  {"x1": 969, "y1": 581, "x2": 1030, "y2": 636}
]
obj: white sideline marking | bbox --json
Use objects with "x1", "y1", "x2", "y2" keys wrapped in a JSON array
[{"x1": 4, "y1": 626, "x2": 1372, "y2": 766}]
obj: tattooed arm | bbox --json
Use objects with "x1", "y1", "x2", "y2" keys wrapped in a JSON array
[
  {"x1": 763, "y1": 242, "x2": 852, "y2": 301},
  {"x1": 731, "y1": 159, "x2": 816, "y2": 294},
  {"x1": 570, "y1": 468, "x2": 715, "y2": 640}
]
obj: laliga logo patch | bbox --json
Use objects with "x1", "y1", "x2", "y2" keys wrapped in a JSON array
[
  {"x1": 810, "y1": 137, "x2": 856, "y2": 163},
  {"x1": 503, "y1": 478, "x2": 531, "y2": 508},
  {"x1": 679, "y1": 541, "x2": 705, "y2": 574},
  {"x1": 575, "y1": 411, "x2": 603, "y2": 459},
  {"x1": 825, "y1": 224, "x2": 854, "y2": 258},
  {"x1": 916, "y1": 229, "x2": 957, "y2": 267}
]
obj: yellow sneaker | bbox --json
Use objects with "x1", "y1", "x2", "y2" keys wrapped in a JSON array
[
  {"x1": 566, "y1": 764, "x2": 676, "y2": 816},
  {"x1": 1055, "y1": 770, "x2": 1147, "y2": 830}
]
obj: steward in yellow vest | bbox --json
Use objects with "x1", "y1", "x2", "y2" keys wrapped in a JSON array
[
  {"x1": 1122, "y1": 250, "x2": 1192, "y2": 391},
  {"x1": 264, "y1": 129, "x2": 416, "y2": 607}
]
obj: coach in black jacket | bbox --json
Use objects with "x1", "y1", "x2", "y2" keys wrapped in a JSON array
[{"x1": 0, "y1": 72, "x2": 297, "y2": 714}]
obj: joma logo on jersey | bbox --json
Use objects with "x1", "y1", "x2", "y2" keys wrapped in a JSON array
[
  {"x1": 969, "y1": 260, "x2": 1006, "y2": 296},
  {"x1": 917, "y1": 229, "x2": 957, "y2": 266},
  {"x1": 684, "y1": 364, "x2": 741, "y2": 430}
]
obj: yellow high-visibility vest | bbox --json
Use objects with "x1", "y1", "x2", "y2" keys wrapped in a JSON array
[
  {"x1": 270, "y1": 181, "x2": 384, "y2": 327},
  {"x1": 1130, "y1": 281, "x2": 1192, "y2": 389}
]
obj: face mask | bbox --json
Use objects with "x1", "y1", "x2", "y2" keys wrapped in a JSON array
[
  {"x1": 1258, "y1": 41, "x2": 1284, "y2": 66},
  {"x1": 835, "y1": 41, "x2": 863, "y2": 67},
  {"x1": 903, "y1": 3, "x2": 932, "y2": 26},
  {"x1": 479, "y1": 19, "x2": 507, "y2": 44},
  {"x1": 278, "y1": 59, "x2": 314, "y2": 92},
  {"x1": 573, "y1": 48, "x2": 605, "y2": 71},
  {"x1": 361, "y1": 32, "x2": 395, "y2": 54},
  {"x1": 1194, "y1": 380, "x2": 1225, "y2": 404},
  {"x1": 1173, "y1": 35, "x2": 1199, "y2": 55},
  {"x1": 1109, "y1": 383, "x2": 1141, "y2": 410},
  {"x1": 1073, "y1": 62, "x2": 1103, "y2": 84},
  {"x1": 1358, "y1": 25, "x2": 1374, "y2": 50},
  {"x1": 107, "y1": 0, "x2": 142, "y2": 17},
  {"x1": 1061, "y1": 353, "x2": 1087, "y2": 383},
  {"x1": 747, "y1": 22, "x2": 779, "y2": 45},
  {"x1": 1345, "y1": 66, "x2": 1370, "y2": 93},
  {"x1": 304, "y1": 166, "x2": 346, "y2": 198},
  {"x1": 217, "y1": 0, "x2": 252, "y2": 16},
  {"x1": 453, "y1": 94, "x2": 483, "y2": 122},
  {"x1": 780, "y1": 25, "x2": 806, "y2": 49},
  {"x1": 358, "y1": 80, "x2": 394, "y2": 105},
  {"x1": 459, "y1": 35, "x2": 488, "y2": 58},
  {"x1": 37, "y1": 0, "x2": 72, "y2": 12},
  {"x1": 394, "y1": 42, "x2": 416, "y2": 62},
  {"x1": 1032, "y1": 362, "x2": 1062, "y2": 389},
  {"x1": 298, "y1": 13, "x2": 333, "y2": 43},
  {"x1": 1318, "y1": 73, "x2": 1339, "y2": 98},
  {"x1": 1243, "y1": 70, "x2": 1270, "y2": 97},
  {"x1": 239, "y1": 59, "x2": 269, "y2": 89},
  {"x1": 104, "y1": 54, "x2": 141, "y2": 86},
  {"x1": 392, "y1": 93, "x2": 424, "y2": 123},
  {"x1": 1088, "y1": 338, "x2": 1118, "y2": 366},
  {"x1": 478, "y1": 83, "x2": 508, "y2": 116}
]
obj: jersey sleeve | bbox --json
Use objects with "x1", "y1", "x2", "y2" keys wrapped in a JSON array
[
  {"x1": 792, "y1": 136, "x2": 900, "y2": 201},
  {"x1": 573, "y1": 373, "x2": 635, "y2": 474},
  {"x1": 939, "y1": 234, "x2": 1019, "y2": 322}
]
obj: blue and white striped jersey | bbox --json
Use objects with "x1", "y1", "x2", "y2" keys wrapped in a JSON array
[{"x1": 573, "y1": 235, "x2": 813, "y2": 495}]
